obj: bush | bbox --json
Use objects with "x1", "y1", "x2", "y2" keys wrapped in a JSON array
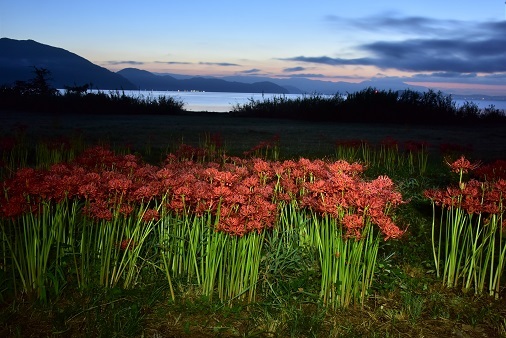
[{"x1": 231, "y1": 87, "x2": 506, "y2": 125}]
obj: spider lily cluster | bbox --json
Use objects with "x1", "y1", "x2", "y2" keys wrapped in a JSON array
[
  {"x1": 424, "y1": 156, "x2": 506, "y2": 297},
  {"x1": 0, "y1": 145, "x2": 405, "y2": 306}
]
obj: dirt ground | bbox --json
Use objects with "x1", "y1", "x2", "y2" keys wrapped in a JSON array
[{"x1": 1, "y1": 111, "x2": 505, "y2": 160}]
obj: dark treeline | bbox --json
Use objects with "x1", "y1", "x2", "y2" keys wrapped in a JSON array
[
  {"x1": 231, "y1": 88, "x2": 506, "y2": 125},
  {"x1": 0, "y1": 67, "x2": 185, "y2": 115}
]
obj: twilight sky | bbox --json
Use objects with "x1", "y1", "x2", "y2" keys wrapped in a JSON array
[{"x1": 1, "y1": 0, "x2": 506, "y2": 95}]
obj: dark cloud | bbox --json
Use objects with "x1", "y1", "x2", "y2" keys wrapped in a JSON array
[
  {"x1": 155, "y1": 61, "x2": 193, "y2": 65},
  {"x1": 106, "y1": 60, "x2": 144, "y2": 65},
  {"x1": 413, "y1": 72, "x2": 478, "y2": 79},
  {"x1": 286, "y1": 73, "x2": 327, "y2": 78},
  {"x1": 240, "y1": 68, "x2": 262, "y2": 74},
  {"x1": 409, "y1": 72, "x2": 506, "y2": 85},
  {"x1": 287, "y1": 15, "x2": 506, "y2": 74},
  {"x1": 483, "y1": 73, "x2": 506, "y2": 79},
  {"x1": 283, "y1": 56, "x2": 375, "y2": 66},
  {"x1": 325, "y1": 14, "x2": 465, "y2": 37},
  {"x1": 283, "y1": 66, "x2": 306, "y2": 72},
  {"x1": 361, "y1": 36, "x2": 506, "y2": 72},
  {"x1": 199, "y1": 62, "x2": 241, "y2": 67}
]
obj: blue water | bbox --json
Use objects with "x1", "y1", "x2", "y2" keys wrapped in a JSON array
[
  {"x1": 89, "y1": 90, "x2": 506, "y2": 113},
  {"x1": 122, "y1": 91, "x2": 311, "y2": 112}
]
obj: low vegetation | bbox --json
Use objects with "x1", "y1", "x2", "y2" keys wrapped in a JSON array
[
  {"x1": 0, "y1": 67, "x2": 185, "y2": 115},
  {"x1": 231, "y1": 88, "x2": 506, "y2": 124}
]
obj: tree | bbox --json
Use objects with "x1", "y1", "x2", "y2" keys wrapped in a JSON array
[{"x1": 13, "y1": 67, "x2": 58, "y2": 96}]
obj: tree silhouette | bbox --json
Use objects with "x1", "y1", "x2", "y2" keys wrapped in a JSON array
[{"x1": 14, "y1": 66, "x2": 58, "y2": 96}]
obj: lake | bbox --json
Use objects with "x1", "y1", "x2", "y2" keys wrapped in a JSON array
[{"x1": 91, "y1": 90, "x2": 506, "y2": 113}]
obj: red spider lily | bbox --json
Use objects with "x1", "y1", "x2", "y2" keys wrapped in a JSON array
[
  {"x1": 290, "y1": 158, "x2": 405, "y2": 240},
  {"x1": 252, "y1": 158, "x2": 272, "y2": 176},
  {"x1": 327, "y1": 160, "x2": 364, "y2": 176},
  {"x1": 335, "y1": 139, "x2": 364, "y2": 149},
  {"x1": 130, "y1": 184, "x2": 161, "y2": 202},
  {"x1": 108, "y1": 178, "x2": 133, "y2": 195},
  {"x1": 0, "y1": 136, "x2": 16, "y2": 152},
  {"x1": 41, "y1": 137, "x2": 73, "y2": 152},
  {"x1": 374, "y1": 215, "x2": 406, "y2": 240},
  {"x1": 118, "y1": 238, "x2": 136, "y2": 251},
  {"x1": 142, "y1": 208, "x2": 160, "y2": 222},
  {"x1": 423, "y1": 189, "x2": 444, "y2": 205},
  {"x1": 212, "y1": 185, "x2": 233, "y2": 198},
  {"x1": 494, "y1": 179, "x2": 506, "y2": 194},
  {"x1": 83, "y1": 200, "x2": 113, "y2": 221},
  {"x1": 172, "y1": 144, "x2": 208, "y2": 162},
  {"x1": 0, "y1": 195, "x2": 29, "y2": 218},
  {"x1": 78, "y1": 182, "x2": 100, "y2": 200},
  {"x1": 404, "y1": 140, "x2": 429, "y2": 153},
  {"x1": 118, "y1": 203, "x2": 134, "y2": 216},
  {"x1": 38, "y1": 173, "x2": 70, "y2": 202},
  {"x1": 1, "y1": 145, "x2": 405, "y2": 239},
  {"x1": 380, "y1": 136, "x2": 398, "y2": 149},
  {"x1": 424, "y1": 176, "x2": 505, "y2": 217},
  {"x1": 213, "y1": 171, "x2": 238, "y2": 186},
  {"x1": 74, "y1": 146, "x2": 117, "y2": 169},
  {"x1": 242, "y1": 175, "x2": 260, "y2": 190},
  {"x1": 342, "y1": 214, "x2": 365, "y2": 239},
  {"x1": 474, "y1": 160, "x2": 506, "y2": 182},
  {"x1": 209, "y1": 132, "x2": 223, "y2": 148},
  {"x1": 446, "y1": 156, "x2": 481, "y2": 174},
  {"x1": 243, "y1": 135, "x2": 279, "y2": 158},
  {"x1": 133, "y1": 164, "x2": 159, "y2": 180}
]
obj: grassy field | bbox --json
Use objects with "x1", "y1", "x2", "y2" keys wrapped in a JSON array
[
  {"x1": 1, "y1": 111, "x2": 505, "y2": 160},
  {"x1": 1, "y1": 110, "x2": 506, "y2": 338}
]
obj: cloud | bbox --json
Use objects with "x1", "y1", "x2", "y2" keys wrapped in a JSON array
[
  {"x1": 409, "y1": 72, "x2": 506, "y2": 85},
  {"x1": 483, "y1": 73, "x2": 506, "y2": 79},
  {"x1": 283, "y1": 66, "x2": 306, "y2": 72},
  {"x1": 199, "y1": 62, "x2": 241, "y2": 67},
  {"x1": 286, "y1": 73, "x2": 327, "y2": 78},
  {"x1": 240, "y1": 68, "x2": 262, "y2": 74},
  {"x1": 105, "y1": 60, "x2": 144, "y2": 65},
  {"x1": 413, "y1": 72, "x2": 478, "y2": 79},
  {"x1": 325, "y1": 14, "x2": 465, "y2": 37},
  {"x1": 155, "y1": 61, "x2": 193, "y2": 65},
  {"x1": 287, "y1": 15, "x2": 506, "y2": 74},
  {"x1": 282, "y1": 56, "x2": 375, "y2": 66}
]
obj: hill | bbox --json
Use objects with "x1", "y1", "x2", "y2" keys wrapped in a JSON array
[
  {"x1": 0, "y1": 38, "x2": 289, "y2": 94},
  {"x1": 0, "y1": 38, "x2": 136, "y2": 90},
  {"x1": 117, "y1": 68, "x2": 289, "y2": 94}
]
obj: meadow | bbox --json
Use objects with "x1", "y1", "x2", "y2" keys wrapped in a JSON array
[
  {"x1": 1, "y1": 73, "x2": 506, "y2": 337},
  {"x1": 1, "y1": 109, "x2": 506, "y2": 338}
]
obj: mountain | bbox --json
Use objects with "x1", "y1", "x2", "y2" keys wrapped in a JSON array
[
  {"x1": 117, "y1": 68, "x2": 289, "y2": 94},
  {"x1": 0, "y1": 38, "x2": 136, "y2": 90},
  {"x1": 219, "y1": 75, "x2": 429, "y2": 95}
]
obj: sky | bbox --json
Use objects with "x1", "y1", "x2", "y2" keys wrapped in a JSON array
[{"x1": 1, "y1": 0, "x2": 506, "y2": 95}]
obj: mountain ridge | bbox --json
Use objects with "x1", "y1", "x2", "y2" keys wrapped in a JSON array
[
  {"x1": 0, "y1": 38, "x2": 136, "y2": 90},
  {"x1": 117, "y1": 68, "x2": 289, "y2": 94}
]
